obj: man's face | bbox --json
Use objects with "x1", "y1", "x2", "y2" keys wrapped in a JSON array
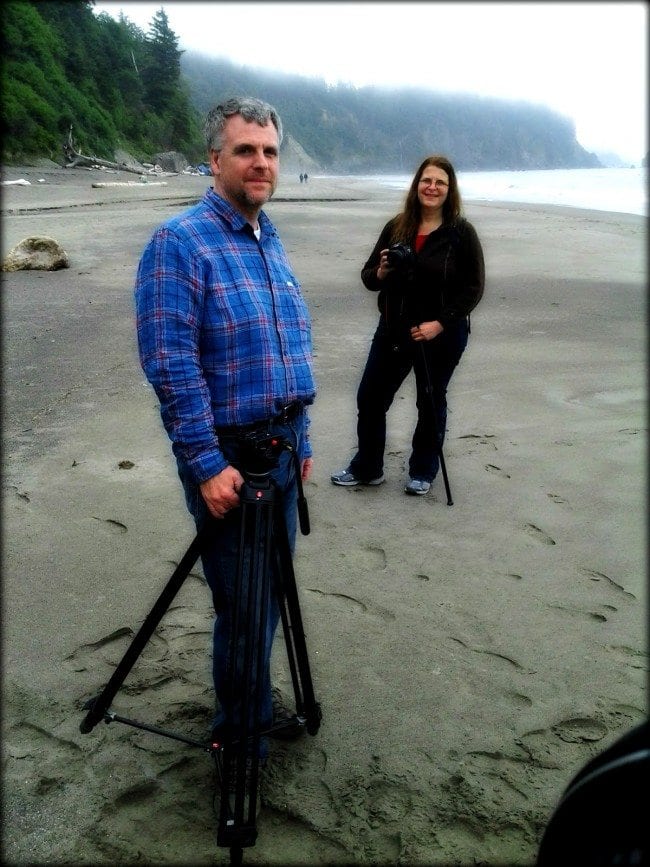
[{"x1": 210, "y1": 115, "x2": 279, "y2": 221}]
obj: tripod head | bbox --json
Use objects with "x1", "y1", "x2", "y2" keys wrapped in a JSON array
[
  {"x1": 239, "y1": 431, "x2": 310, "y2": 536},
  {"x1": 239, "y1": 430, "x2": 286, "y2": 477}
]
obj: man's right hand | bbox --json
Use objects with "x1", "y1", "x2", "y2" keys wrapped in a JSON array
[{"x1": 200, "y1": 466, "x2": 245, "y2": 519}]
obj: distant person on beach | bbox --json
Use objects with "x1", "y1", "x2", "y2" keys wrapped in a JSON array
[
  {"x1": 299, "y1": 172, "x2": 304, "y2": 183},
  {"x1": 134, "y1": 97, "x2": 316, "y2": 768},
  {"x1": 331, "y1": 154, "x2": 484, "y2": 495}
]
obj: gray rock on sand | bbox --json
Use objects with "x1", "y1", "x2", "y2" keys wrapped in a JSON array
[
  {"x1": 2, "y1": 236, "x2": 69, "y2": 271},
  {"x1": 151, "y1": 151, "x2": 189, "y2": 172}
]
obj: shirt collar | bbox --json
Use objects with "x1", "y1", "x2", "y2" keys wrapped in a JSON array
[{"x1": 204, "y1": 188, "x2": 275, "y2": 237}]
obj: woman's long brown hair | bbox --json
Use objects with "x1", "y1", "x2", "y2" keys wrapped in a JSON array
[{"x1": 390, "y1": 154, "x2": 463, "y2": 244}]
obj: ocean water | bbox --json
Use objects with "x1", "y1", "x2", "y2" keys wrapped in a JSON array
[{"x1": 357, "y1": 167, "x2": 647, "y2": 216}]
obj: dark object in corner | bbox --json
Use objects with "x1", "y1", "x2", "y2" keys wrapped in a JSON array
[{"x1": 537, "y1": 720, "x2": 649, "y2": 866}]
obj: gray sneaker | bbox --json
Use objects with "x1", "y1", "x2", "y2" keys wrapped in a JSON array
[
  {"x1": 331, "y1": 469, "x2": 385, "y2": 487},
  {"x1": 404, "y1": 478, "x2": 431, "y2": 495}
]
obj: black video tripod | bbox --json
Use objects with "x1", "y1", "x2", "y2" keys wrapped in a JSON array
[{"x1": 79, "y1": 431, "x2": 322, "y2": 866}]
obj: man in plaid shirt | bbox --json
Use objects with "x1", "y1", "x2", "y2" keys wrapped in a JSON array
[{"x1": 135, "y1": 97, "x2": 316, "y2": 761}]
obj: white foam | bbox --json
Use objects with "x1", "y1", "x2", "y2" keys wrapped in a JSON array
[{"x1": 355, "y1": 167, "x2": 647, "y2": 216}]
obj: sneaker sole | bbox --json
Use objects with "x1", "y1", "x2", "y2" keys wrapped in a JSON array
[
  {"x1": 405, "y1": 487, "x2": 430, "y2": 495},
  {"x1": 332, "y1": 477, "x2": 385, "y2": 487}
]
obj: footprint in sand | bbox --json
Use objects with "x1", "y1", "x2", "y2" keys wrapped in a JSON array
[
  {"x1": 306, "y1": 588, "x2": 395, "y2": 622},
  {"x1": 547, "y1": 602, "x2": 615, "y2": 623},
  {"x1": 448, "y1": 636, "x2": 524, "y2": 671},
  {"x1": 65, "y1": 626, "x2": 168, "y2": 671},
  {"x1": 365, "y1": 544, "x2": 387, "y2": 570},
  {"x1": 91, "y1": 516, "x2": 128, "y2": 533},
  {"x1": 579, "y1": 568, "x2": 636, "y2": 599},
  {"x1": 164, "y1": 561, "x2": 205, "y2": 584},
  {"x1": 551, "y1": 717, "x2": 608, "y2": 743},
  {"x1": 485, "y1": 463, "x2": 511, "y2": 478},
  {"x1": 457, "y1": 433, "x2": 498, "y2": 452},
  {"x1": 332, "y1": 759, "x2": 417, "y2": 859},
  {"x1": 504, "y1": 690, "x2": 533, "y2": 708},
  {"x1": 524, "y1": 523, "x2": 556, "y2": 545},
  {"x1": 606, "y1": 645, "x2": 648, "y2": 670},
  {"x1": 9, "y1": 485, "x2": 30, "y2": 502}
]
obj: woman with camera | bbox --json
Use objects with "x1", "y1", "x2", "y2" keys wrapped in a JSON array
[{"x1": 331, "y1": 154, "x2": 485, "y2": 495}]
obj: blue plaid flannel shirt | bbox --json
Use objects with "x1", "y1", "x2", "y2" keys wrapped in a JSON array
[{"x1": 135, "y1": 189, "x2": 315, "y2": 483}]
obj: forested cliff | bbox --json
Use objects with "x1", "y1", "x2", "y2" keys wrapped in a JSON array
[
  {"x1": 2, "y1": 0, "x2": 600, "y2": 171},
  {"x1": 182, "y1": 53, "x2": 600, "y2": 172}
]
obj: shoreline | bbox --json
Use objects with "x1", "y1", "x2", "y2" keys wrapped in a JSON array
[
  {"x1": 2, "y1": 163, "x2": 646, "y2": 220},
  {"x1": 2, "y1": 170, "x2": 646, "y2": 865}
]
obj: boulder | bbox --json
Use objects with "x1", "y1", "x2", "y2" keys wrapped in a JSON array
[
  {"x1": 113, "y1": 149, "x2": 146, "y2": 172},
  {"x1": 151, "y1": 151, "x2": 189, "y2": 173},
  {"x1": 3, "y1": 236, "x2": 69, "y2": 272}
]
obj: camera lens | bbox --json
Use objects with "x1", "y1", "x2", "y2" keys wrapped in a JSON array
[{"x1": 386, "y1": 243, "x2": 413, "y2": 268}]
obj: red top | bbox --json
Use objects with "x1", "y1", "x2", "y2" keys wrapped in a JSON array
[{"x1": 415, "y1": 234, "x2": 428, "y2": 252}]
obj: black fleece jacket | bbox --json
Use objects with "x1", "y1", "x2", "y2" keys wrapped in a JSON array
[{"x1": 360, "y1": 217, "x2": 485, "y2": 331}]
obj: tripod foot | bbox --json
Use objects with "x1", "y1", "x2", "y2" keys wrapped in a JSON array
[{"x1": 267, "y1": 717, "x2": 304, "y2": 740}]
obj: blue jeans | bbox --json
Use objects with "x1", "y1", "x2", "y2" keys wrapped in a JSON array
[
  {"x1": 177, "y1": 415, "x2": 304, "y2": 755},
  {"x1": 349, "y1": 318, "x2": 469, "y2": 483}
]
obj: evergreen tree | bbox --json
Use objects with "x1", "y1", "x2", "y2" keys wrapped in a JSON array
[
  {"x1": 141, "y1": 7, "x2": 182, "y2": 114},
  {"x1": 1, "y1": 0, "x2": 203, "y2": 162}
]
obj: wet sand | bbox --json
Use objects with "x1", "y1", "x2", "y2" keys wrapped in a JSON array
[{"x1": 2, "y1": 165, "x2": 647, "y2": 864}]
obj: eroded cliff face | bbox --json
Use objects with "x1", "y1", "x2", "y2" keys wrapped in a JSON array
[{"x1": 280, "y1": 133, "x2": 323, "y2": 175}]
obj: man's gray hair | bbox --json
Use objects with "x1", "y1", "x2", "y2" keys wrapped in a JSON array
[{"x1": 204, "y1": 96, "x2": 283, "y2": 151}]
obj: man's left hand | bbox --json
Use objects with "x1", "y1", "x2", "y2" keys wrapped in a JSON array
[{"x1": 301, "y1": 457, "x2": 313, "y2": 481}]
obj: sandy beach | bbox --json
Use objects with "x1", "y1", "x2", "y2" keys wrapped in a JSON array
[{"x1": 2, "y1": 164, "x2": 647, "y2": 865}]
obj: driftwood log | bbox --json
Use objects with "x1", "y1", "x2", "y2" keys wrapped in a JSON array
[{"x1": 62, "y1": 127, "x2": 151, "y2": 175}]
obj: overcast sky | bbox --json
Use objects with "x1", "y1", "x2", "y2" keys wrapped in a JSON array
[{"x1": 93, "y1": 1, "x2": 648, "y2": 164}]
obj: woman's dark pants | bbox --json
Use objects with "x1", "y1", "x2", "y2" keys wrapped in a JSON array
[{"x1": 349, "y1": 319, "x2": 468, "y2": 483}]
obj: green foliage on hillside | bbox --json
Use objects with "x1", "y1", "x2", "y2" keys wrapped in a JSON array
[
  {"x1": 1, "y1": 1, "x2": 599, "y2": 171},
  {"x1": 1, "y1": 0, "x2": 202, "y2": 163}
]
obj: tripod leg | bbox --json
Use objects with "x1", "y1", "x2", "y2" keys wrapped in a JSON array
[
  {"x1": 80, "y1": 524, "x2": 210, "y2": 734},
  {"x1": 272, "y1": 501, "x2": 322, "y2": 736},
  {"x1": 217, "y1": 481, "x2": 274, "y2": 850}
]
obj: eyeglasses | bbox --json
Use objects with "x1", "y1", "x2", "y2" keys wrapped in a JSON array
[{"x1": 419, "y1": 178, "x2": 449, "y2": 189}]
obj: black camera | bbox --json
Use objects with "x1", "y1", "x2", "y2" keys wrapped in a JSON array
[{"x1": 386, "y1": 242, "x2": 416, "y2": 269}]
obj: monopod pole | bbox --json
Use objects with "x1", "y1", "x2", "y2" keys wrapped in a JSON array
[{"x1": 419, "y1": 342, "x2": 453, "y2": 506}]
